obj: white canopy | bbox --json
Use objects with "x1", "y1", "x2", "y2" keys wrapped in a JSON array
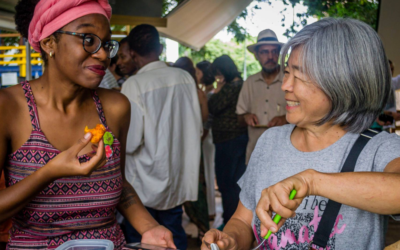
[{"x1": 158, "y1": 0, "x2": 253, "y2": 51}]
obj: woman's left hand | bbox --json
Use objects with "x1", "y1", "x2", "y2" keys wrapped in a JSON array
[
  {"x1": 141, "y1": 225, "x2": 176, "y2": 249},
  {"x1": 255, "y1": 169, "x2": 316, "y2": 236}
]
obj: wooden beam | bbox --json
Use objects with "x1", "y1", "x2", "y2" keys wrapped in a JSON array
[
  {"x1": 111, "y1": 15, "x2": 167, "y2": 27},
  {"x1": 0, "y1": 33, "x2": 20, "y2": 38},
  {"x1": 112, "y1": 31, "x2": 129, "y2": 35}
]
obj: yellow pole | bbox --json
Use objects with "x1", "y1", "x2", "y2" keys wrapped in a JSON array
[{"x1": 20, "y1": 47, "x2": 26, "y2": 77}]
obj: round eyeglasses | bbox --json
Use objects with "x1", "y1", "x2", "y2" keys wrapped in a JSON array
[{"x1": 55, "y1": 30, "x2": 119, "y2": 59}]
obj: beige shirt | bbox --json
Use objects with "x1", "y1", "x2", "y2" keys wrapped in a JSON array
[
  {"x1": 121, "y1": 61, "x2": 202, "y2": 210},
  {"x1": 236, "y1": 71, "x2": 286, "y2": 164}
]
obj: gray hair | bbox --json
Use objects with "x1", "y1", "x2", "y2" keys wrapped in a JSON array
[{"x1": 280, "y1": 18, "x2": 391, "y2": 133}]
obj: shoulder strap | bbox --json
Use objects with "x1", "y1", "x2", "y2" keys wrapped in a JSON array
[
  {"x1": 310, "y1": 129, "x2": 379, "y2": 249},
  {"x1": 90, "y1": 90, "x2": 109, "y2": 129},
  {"x1": 20, "y1": 81, "x2": 41, "y2": 131}
]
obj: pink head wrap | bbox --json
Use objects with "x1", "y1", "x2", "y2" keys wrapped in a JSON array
[{"x1": 28, "y1": 0, "x2": 112, "y2": 52}]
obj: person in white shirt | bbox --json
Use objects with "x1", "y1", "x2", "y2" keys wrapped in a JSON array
[
  {"x1": 120, "y1": 24, "x2": 202, "y2": 250},
  {"x1": 98, "y1": 68, "x2": 119, "y2": 89}
]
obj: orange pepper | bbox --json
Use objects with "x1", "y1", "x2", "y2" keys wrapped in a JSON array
[{"x1": 84, "y1": 124, "x2": 106, "y2": 144}]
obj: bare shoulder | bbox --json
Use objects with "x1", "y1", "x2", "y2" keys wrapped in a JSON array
[
  {"x1": 0, "y1": 85, "x2": 27, "y2": 120},
  {"x1": 96, "y1": 88, "x2": 130, "y2": 115},
  {"x1": 0, "y1": 84, "x2": 30, "y2": 142},
  {"x1": 95, "y1": 88, "x2": 130, "y2": 137},
  {"x1": 0, "y1": 85, "x2": 23, "y2": 104}
]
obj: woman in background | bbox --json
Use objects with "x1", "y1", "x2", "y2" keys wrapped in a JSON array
[
  {"x1": 174, "y1": 57, "x2": 208, "y2": 122},
  {"x1": 208, "y1": 55, "x2": 248, "y2": 230},
  {"x1": 196, "y1": 61, "x2": 216, "y2": 221},
  {"x1": 174, "y1": 57, "x2": 210, "y2": 242}
]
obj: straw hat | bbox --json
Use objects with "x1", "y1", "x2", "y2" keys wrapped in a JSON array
[{"x1": 247, "y1": 29, "x2": 284, "y2": 53}]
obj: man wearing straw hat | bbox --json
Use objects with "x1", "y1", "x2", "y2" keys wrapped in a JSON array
[{"x1": 237, "y1": 29, "x2": 287, "y2": 164}]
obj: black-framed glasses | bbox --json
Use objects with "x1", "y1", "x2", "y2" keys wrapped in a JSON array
[{"x1": 55, "y1": 30, "x2": 119, "y2": 59}]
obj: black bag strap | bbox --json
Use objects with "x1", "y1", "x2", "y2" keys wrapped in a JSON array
[{"x1": 310, "y1": 129, "x2": 379, "y2": 249}]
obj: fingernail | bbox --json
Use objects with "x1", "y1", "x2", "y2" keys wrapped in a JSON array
[
  {"x1": 270, "y1": 226, "x2": 277, "y2": 233},
  {"x1": 84, "y1": 133, "x2": 91, "y2": 139},
  {"x1": 261, "y1": 228, "x2": 266, "y2": 235}
]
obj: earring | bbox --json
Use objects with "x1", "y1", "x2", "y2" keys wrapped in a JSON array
[{"x1": 49, "y1": 52, "x2": 53, "y2": 58}]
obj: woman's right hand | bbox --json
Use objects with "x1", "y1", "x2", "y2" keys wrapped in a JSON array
[
  {"x1": 43, "y1": 132, "x2": 106, "y2": 180},
  {"x1": 201, "y1": 229, "x2": 238, "y2": 250}
]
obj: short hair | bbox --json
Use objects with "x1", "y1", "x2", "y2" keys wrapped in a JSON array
[
  {"x1": 196, "y1": 60, "x2": 215, "y2": 86},
  {"x1": 173, "y1": 57, "x2": 197, "y2": 85},
  {"x1": 119, "y1": 37, "x2": 129, "y2": 46},
  {"x1": 280, "y1": 18, "x2": 391, "y2": 133},
  {"x1": 127, "y1": 24, "x2": 160, "y2": 56},
  {"x1": 211, "y1": 55, "x2": 241, "y2": 83}
]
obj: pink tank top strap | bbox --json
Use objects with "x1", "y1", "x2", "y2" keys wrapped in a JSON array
[
  {"x1": 20, "y1": 81, "x2": 41, "y2": 131},
  {"x1": 91, "y1": 90, "x2": 109, "y2": 129},
  {"x1": 20, "y1": 81, "x2": 108, "y2": 131}
]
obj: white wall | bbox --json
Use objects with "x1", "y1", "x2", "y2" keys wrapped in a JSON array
[
  {"x1": 378, "y1": 0, "x2": 400, "y2": 77},
  {"x1": 165, "y1": 38, "x2": 179, "y2": 64}
]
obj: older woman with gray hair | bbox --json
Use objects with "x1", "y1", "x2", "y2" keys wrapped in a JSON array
[{"x1": 201, "y1": 18, "x2": 400, "y2": 250}]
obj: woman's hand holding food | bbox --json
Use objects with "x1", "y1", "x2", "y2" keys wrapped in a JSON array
[
  {"x1": 201, "y1": 229, "x2": 238, "y2": 250},
  {"x1": 256, "y1": 170, "x2": 315, "y2": 236},
  {"x1": 43, "y1": 132, "x2": 106, "y2": 180}
]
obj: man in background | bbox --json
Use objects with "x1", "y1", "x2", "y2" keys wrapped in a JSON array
[
  {"x1": 117, "y1": 38, "x2": 137, "y2": 80},
  {"x1": 121, "y1": 24, "x2": 202, "y2": 250},
  {"x1": 237, "y1": 29, "x2": 287, "y2": 164}
]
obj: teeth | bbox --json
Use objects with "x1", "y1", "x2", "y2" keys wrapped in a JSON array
[{"x1": 287, "y1": 101, "x2": 300, "y2": 107}]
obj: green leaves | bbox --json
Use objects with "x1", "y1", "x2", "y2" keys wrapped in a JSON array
[
  {"x1": 179, "y1": 36, "x2": 262, "y2": 79},
  {"x1": 279, "y1": 0, "x2": 379, "y2": 38}
]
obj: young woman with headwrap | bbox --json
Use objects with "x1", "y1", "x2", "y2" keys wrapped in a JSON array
[{"x1": 0, "y1": 0, "x2": 176, "y2": 249}]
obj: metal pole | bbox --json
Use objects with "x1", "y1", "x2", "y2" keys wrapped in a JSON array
[{"x1": 25, "y1": 39, "x2": 32, "y2": 81}]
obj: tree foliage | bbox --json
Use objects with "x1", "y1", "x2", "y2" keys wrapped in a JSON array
[
  {"x1": 279, "y1": 0, "x2": 379, "y2": 38},
  {"x1": 179, "y1": 36, "x2": 261, "y2": 79}
]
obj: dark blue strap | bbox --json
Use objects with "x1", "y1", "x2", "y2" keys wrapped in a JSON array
[{"x1": 311, "y1": 129, "x2": 379, "y2": 248}]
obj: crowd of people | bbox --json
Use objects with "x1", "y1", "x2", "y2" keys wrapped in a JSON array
[{"x1": 1, "y1": 0, "x2": 400, "y2": 250}]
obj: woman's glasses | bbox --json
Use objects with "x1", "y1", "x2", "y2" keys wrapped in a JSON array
[{"x1": 55, "y1": 30, "x2": 119, "y2": 59}]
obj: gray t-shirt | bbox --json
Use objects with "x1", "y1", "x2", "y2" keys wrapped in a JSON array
[{"x1": 238, "y1": 124, "x2": 400, "y2": 250}]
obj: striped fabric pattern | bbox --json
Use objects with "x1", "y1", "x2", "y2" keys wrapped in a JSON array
[{"x1": 4, "y1": 81, "x2": 125, "y2": 249}]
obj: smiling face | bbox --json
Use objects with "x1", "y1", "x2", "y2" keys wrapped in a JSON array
[
  {"x1": 282, "y1": 48, "x2": 332, "y2": 128},
  {"x1": 52, "y1": 14, "x2": 111, "y2": 89}
]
